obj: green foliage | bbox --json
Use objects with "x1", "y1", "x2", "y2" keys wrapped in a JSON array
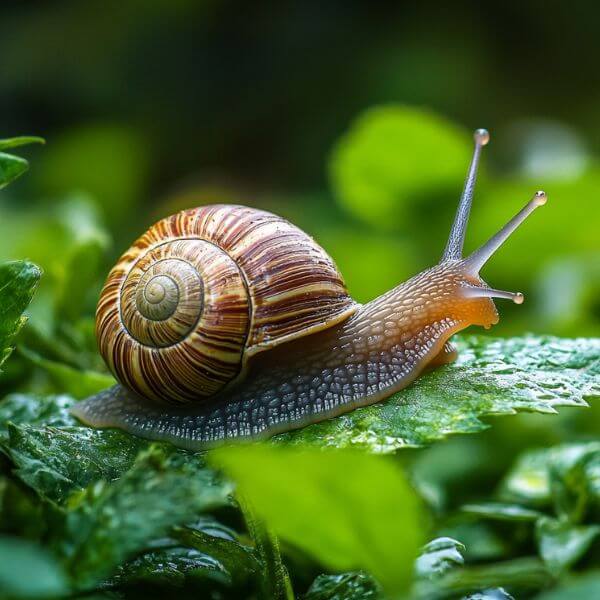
[
  {"x1": 55, "y1": 446, "x2": 232, "y2": 590},
  {"x1": 329, "y1": 105, "x2": 472, "y2": 229},
  {"x1": 213, "y1": 445, "x2": 425, "y2": 596},
  {"x1": 0, "y1": 536, "x2": 68, "y2": 599},
  {"x1": 32, "y1": 123, "x2": 149, "y2": 228}
]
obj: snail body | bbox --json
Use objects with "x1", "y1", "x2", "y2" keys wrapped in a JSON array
[{"x1": 73, "y1": 130, "x2": 547, "y2": 448}]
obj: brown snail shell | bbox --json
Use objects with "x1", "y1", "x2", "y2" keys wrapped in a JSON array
[{"x1": 96, "y1": 204, "x2": 358, "y2": 404}]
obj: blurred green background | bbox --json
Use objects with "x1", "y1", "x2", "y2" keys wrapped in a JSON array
[
  {"x1": 0, "y1": 3, "x2": 599, "y2": 598},
  {"x1": 0, "y1": 0, "x2": 598, "y2": 342}
]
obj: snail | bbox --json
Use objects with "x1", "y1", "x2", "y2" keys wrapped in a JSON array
[{"x1": 73, "y1": 129, "x2": 547, "y2": 448}]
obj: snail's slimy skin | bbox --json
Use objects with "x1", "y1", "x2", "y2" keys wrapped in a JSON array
[{"x1": 73, "y1": 262, "x2": 497, "y2": 448}]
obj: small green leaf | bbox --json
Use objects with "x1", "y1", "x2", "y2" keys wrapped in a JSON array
[
  {"x1": 0, "y1": 536, "x2": 68, "y2": 598},
  {"x1": 279, "y1": 336, "x2": 599, "y2": 452},
  {"x1": 329, "y1": 105, "x2": 471, "y2": 229},
  {"x1": 461, "y1": 503, "x2": 544, "y2": 522},
  {"x1": 212, "y1": 445, "x2": 425, "y2": 596},
  {"x1": 113, "y1": 546, "x2": 235, "y2": 591},
  {"x1": 0, "y1": 136, "x2": 45, "y2": 151},
  {"x1": 535, "y1": 516, "x2": 600, "y2": 573},
  {"x1": 0, "y1": 261, "x2": 41, "y2": 368},
  {"x1": 0, "y1": 152, "x2": 29, "y2": 189}
]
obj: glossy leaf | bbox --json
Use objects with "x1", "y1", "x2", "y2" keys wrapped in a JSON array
[
  {"x1": 1, "y1": 422, "x2": 149, "y2": 503},
  {"x1": 499, "y1": 442, "x2": 600, "y2": 516},
  {"x1": 304, "y1": 572, "x2": 383, "y2": 600},
  {"x1": 54, "y1": 446, "x2": 232, "y2": 589},
  {"x1": 0, "y1": 393, "x2": 77, "y2": 432}
]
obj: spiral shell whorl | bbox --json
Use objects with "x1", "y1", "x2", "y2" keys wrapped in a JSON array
[
  {"x1": 98, "y1": 237, "x2": 250, "y2": 404},
  {"x1": 96, "y1": 205, "x2": 356, "y2": 405}
]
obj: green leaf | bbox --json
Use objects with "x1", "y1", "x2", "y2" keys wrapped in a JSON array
[
  {"x1": 0, "y1": 261, "x2": 41, "y2": 369},
  {"x1": 55, "y1": 446, "x2": 232, "y2": 589},
  {"x1": 499, "y1": 442, "x2": 600, "y2": 516},
  {"x1": 113, "y1": 546, "x2": 235, "y2": 592},
  {"x1": 0, "y1": 136, "x2": 45, "y2": 151},
  {"x1": 414, "y1": 557, "x2": 550, "y2": 600},
  {"x1": 1, "y1": 422, "x2": 149, "y2": 503},
  {"x1": 20, "y1": 346, "x2": 115, "y2": 399},
  {"x1": 278, "y1": 336, "x2": 599, "y2": 452},
  {"x1": 304, "y1": 572, "x2": 383, "y2": 600},
  {"x1": 329, "y1": 105, "x2": 471, "y2": 229},
  {"x1": 0, "y1": 152, "x2": 29, "y2": 189},
  {"x1": 535, "y1": 572, "x2": 600, "y2": 599},
  {"x1": 461, "y1": 503, "x2": 544, "y2": 522},
  {"x1": 173, "y1": 519, "x2": 262, "y2": 590},
  {"x1": 0, "y1": 535, "x2": 68, "y2": 598},
  {"x1": 111, "y1": 518, "x2": 260, "y2": 594},
  {"x1": 415, "y1": 537, "x2": 466, "y2": 579},
  {"x1": 0, "y1": 393, "x2": 77, "y2": 433},
  {"x1": 535, "y1": 516, "x2": 600, "y2": 573},
  {"x1": 211, "y1": 445, "x2": 425, "y2": 596}
]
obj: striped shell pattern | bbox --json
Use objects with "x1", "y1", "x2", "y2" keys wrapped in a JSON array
[{"x1": 97, "y1": 204, "x2": 357, "y2": 405}]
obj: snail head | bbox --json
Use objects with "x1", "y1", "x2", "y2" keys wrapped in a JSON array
[{"x1": 428, "y1": 129, "x2": 546, "y2": 330}]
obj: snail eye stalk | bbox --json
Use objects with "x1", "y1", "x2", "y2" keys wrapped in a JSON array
[
  {"x1": 442, "y1": 128, "x2": 489, "y2": 261},
  {"x1": 464, "y1": 191, "x2": 547, "y2": 274},
  {"x1": 462, "y1": 285, "x2": 525, "y2": 304}
]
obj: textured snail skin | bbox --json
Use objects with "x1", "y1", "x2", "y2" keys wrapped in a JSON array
[{"x1": 73, "y1": 261, "x2": 497, "y2": 448}]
